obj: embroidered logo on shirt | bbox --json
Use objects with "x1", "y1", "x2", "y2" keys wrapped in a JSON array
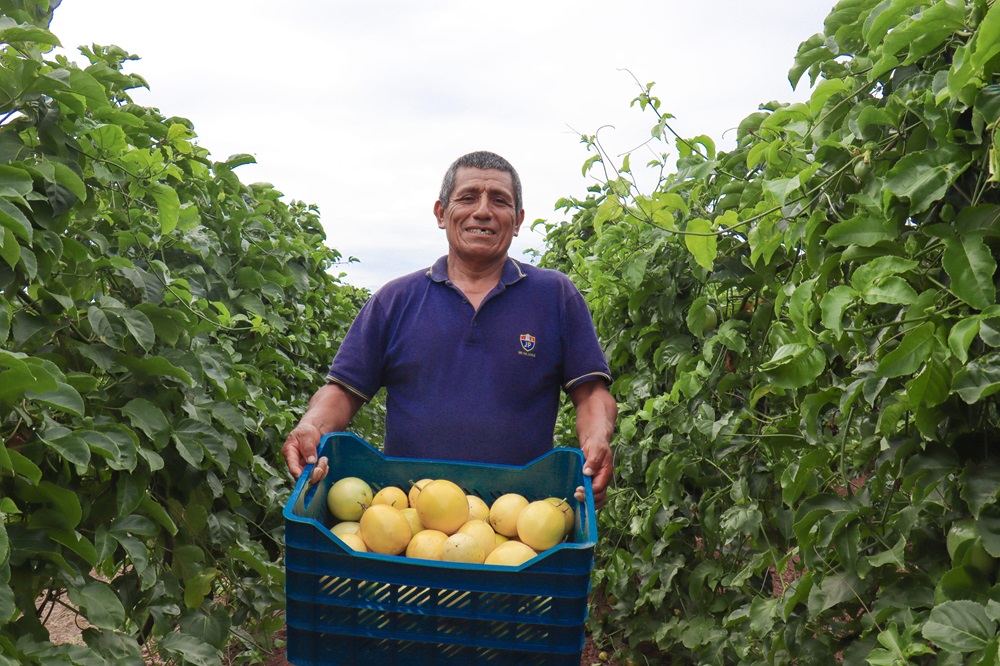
[{"x1": 519, "y1": 333, "x2": 536, "y2": 355}]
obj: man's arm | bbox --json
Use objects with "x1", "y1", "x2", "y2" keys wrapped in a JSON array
[
  {"x1": 281, "y1": 382, "x2": 364, "y2": 484},
  {"x1": 568, "y1": 380, "x2": 618, "y2": 509}
]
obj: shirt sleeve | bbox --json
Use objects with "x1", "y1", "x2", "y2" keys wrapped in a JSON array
[
  {"x1": 325, "y1": 294, "x2": 387, "y2": 402},
  {"x1": 560, "y1": 280, "x2": 612, "y2": 392}
]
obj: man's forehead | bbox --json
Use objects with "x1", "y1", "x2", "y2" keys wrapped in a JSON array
[{"x1": 452, "y1": 167, "x2": 515, "y2": 194}]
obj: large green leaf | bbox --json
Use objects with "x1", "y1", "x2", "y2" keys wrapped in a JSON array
[
  {"x1": 684, "y1": 218, "x2": 716, "y2": 270},
  {"x1": 0, "y1": 165, "x2": 32, "y2": 199},
  {"x1": 150, "y1": 183, "x2": 180, "y2": 234},
  {"x1": 970, "y1": 2, "x2": 1000, "y2": 74},
  {"x1": 877, "y1": 322, "x2": 937, "y2": 378},
  {"x1": 121, "y1": 398, "x2": 171, "y2": 444},
  {"x1": 0, "y1": 199, "x2": 31, "y2": 243},
  {"x1": 156, "y1": 632, "x2": 221, "y2": 666},
  {"x1": 39, "y1": 432, "x2": 91, "y2": 471},
  {"x1": 921, "y1": 600, "x2": 995, "y2": 653},
  {"x1": 26, "y1": 382, "x2": 85, "y2": 417},
  {"x1": 949, "y1": 317, "x2": 981, "y2": 363},
  {"x1": 66, "y1": 580, "x2": 126, "y2": 630},
  {"x1": 943, "y1": 234, "x2": 997, "y2": 310},
  {"x1": 952, "y1": 354, "x2": 1000, "y2": 403},
  {"x1": 117, "y1": 307, "x2": 155, "y2": 351},
  {"x1": 824, "y1": 216, "x2": 896, "y2": 247},
  {"x1": 788, "y1": 33, "x2": 834, "y2": 89},
  {"x1": 884, "y1": 147, "x2": 969, "y2": 214},
  {"x1": 760, "y1": 344, "x2": 826, "y2": 389}
]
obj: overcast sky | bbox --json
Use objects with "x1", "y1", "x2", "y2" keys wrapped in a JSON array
[{"x1": 50, "y1": 1, "x2": 834, "y2": 291}]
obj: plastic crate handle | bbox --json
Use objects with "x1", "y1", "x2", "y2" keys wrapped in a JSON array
[{"x1": 293, "y1": 463, "x2": 329, "y2": 521}]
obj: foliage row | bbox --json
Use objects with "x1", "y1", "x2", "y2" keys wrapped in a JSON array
[
  {"x1": 541, "y1": 0, "x2": 1000, "y2": 662},
  {"x1": 0, "y1": 1, "x2": 369, "y2": 664}
]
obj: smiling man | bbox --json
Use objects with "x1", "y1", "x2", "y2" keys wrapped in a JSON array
[{"x1": 281, "y1": 151, "x2": 618, "y2": 507}]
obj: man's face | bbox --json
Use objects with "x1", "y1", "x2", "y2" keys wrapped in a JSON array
[{"x1": 434, "y1": 167, "x2": 525, "y2": 268}]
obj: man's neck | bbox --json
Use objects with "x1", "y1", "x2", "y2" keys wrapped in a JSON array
[{"x1": 446, "y1": 253, "x2": 508, "y2": 309}]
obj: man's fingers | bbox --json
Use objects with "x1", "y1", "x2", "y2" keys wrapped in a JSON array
[
  {"x1": 309, "y1": 456, "x2": 329, "y2": 484},
  {"x1": 281, "y1": 438, "x2": 304, "y2": 479},
  {"x1": 282, "y1": 427, "x2": 323, "y2": 480}
]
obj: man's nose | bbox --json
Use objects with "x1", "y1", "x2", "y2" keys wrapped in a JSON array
[{"x1": 473, "y1": 193, "x2": 492, "y2": 218}]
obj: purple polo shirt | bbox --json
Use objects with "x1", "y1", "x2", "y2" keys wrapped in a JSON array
[{"x1": 326, "y1": 256, "x2": 611, "y2": 465}]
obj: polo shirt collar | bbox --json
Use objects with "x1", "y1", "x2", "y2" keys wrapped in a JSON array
[{"x1": 427, "y1": 256, "x2": 528, "y2": 287}]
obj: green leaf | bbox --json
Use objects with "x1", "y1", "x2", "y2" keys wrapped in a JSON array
[
  {"x1": 781, "y1": 448, "x2": 828, "y2": 506},
  {"x1": 789, "y1": 33, "x2": 834, "y2": 89},
  {"x1": 141, "y1": 494, "x2": 178, "y2": 536},
  {"x1": 120, "y1": 355, "x2": 194, "y2": 385},
  {"x1": 921, "y1": 600, "x2": 995, "y2": 652},
  {"x1": 118, "y1": 308, "x2": 155, "y2": 351},
  {"x1": 85, "y1": 427, "x2": 138, "y2": 472},
  {"x1": 215, "y1": 153, "x2": 257, "y2": 171},
  {"x1": 41, "y1": 432, "x2": 91, "y2": 470},
  {"x1": 0, "y1": 358, "x2": 58, "y2": 403},
  {"x1": 820, "y1": 285, "x2": 857, "y2": 339},
  {"x1": 760, "y1": 344, "x2": 826, "y2": 389},
  {"x1": 0, "y1": 165, "x2": 33, "y2": 199},
  {"x1": 49, "y1": 530, "x2": 98, "y2": 567},
  {"x1": 0, "y1": 519, "x2": 8, "y2": 564},
  {"x1": 51, "y1": 162, "x2": 87, "y2": 202},
  {"x1": 26, "y1": 382, "x2": 85, "y2": 417},
  {"x1": 860, "y1": 276, "x2": 917, "y2": 306},
  {"x1": 4, "y1": 447, "x2": 40, "y2": 484},
  {"x1": 950, "y1": 317, "x2": 982, "y2": 363},
  {"x1": 851, "y1": 256, "x2": 919, "y2": 291},
  {"x1": 85, "y1": 124, "x2": 128, "y2": 154},
  {"x1": 953, "y1": 354, "x2": 1000, "y2": 403},
  {"x1": 763, "y1": 176, "x2": 801, "y2": 206},
  {"x1": 877, "y1": 322, "x2": 936, "y2": 378},
  {"x1": 686, "y1": 296, "x2": 717, "y2": 338},
  {"x1": 156, "y1": 632, "x2": 221, "y2": 666},
  {"x1": 66, "y1": 580, "x2": 126, "y2": 630},
  {"x1": 0, "y1": 199, "x2": 31, "y2": 243},
  {"x1": 150, "y1": 183, "x2": 180, "y2": 234},
  {"x1": 864, "y1": 0, "x2": 924, "y2": 48},
  {"x1": 685, "y1": 218, "x2": 716, "y2": 270},
  {"x1": 884, "y1": 147, "x2": 969, "y2": 214},
  {"x1": 87, "y1": 305, "x2": 119, "y2": 347},
  {"x1": 122, "y1": 398, "x2": 170, "y2": 444},
  {"x1": 0, "y1": 20, "x2": 60, "y2": 47},
  {"x1": 824, "y1": 216, "x2": 896, "y2": 247},
  {"x1": 970, "y1": 2, "x2": 1000, "y2": 75},
  {"x1": 943, "y1": 234, "x2": 997, "y2": 310},
  {"x1": 171, "y1": 430, "x2": 205, "y2": 468},
  {"x1": 906, "y1": 357, "x2": 950, "y2": 408},
  {"x1": 0, "y1": 226, "x2": 19, "y2": 269},
  {"x1": 0, "y1": 580, "x2": 14, "y2": 626},
  {"x1": 806, "y1": 571, "x2": 864, "y2": 616}
]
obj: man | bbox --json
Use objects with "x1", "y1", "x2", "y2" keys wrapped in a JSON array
[{"x1": 281, "y1": 151, "x2": 618, "y2": 507}]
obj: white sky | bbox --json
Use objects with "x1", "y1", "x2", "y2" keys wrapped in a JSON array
[{"x1": 50, "y1": 1, "x2": 833, "y2": 291}]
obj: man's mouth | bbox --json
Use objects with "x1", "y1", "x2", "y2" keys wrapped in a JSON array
[{"x1": 468, "y1": 228, "x2": 496, "y2": 236}]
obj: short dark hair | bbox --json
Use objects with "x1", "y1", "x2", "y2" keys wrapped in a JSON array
[{"x1": 438, "y1": 151, "x2": 523, "y2": 214}]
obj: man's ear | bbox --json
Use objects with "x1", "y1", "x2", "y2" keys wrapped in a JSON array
[
  {"x1": 434, "y1": 200, "x2": 446, "y2": 229},
  {"x1": 513, "y1": 209, "x2": 525, "y2": 236}
]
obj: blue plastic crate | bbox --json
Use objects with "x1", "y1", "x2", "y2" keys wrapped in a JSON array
[{"x1": 283, "y1": 432, "x2": 597, "y2": 666}]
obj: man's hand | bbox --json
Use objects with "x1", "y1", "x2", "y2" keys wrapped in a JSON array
[
  {"x1": 569, "y1": 381, "x2": 618, "y2": 509},
  {"x1": 281, "y1": 383, "x2": 364, "y2": 484},
  {"x1": 575, "y1": 438, "x2": 613, "y2": 508},
  {"x1": 281, "y1": 420, "x2": 329, "y2": 484}
]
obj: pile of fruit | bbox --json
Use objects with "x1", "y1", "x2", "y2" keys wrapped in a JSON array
[{"x1": 326, "y1": 475, "x2": 575, "y2": 566}]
